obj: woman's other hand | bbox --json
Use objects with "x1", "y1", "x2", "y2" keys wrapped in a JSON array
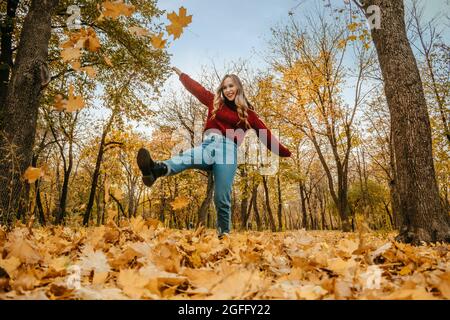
[{"x1": 172, "y1": 67, "x2": 182, "y2": 76}]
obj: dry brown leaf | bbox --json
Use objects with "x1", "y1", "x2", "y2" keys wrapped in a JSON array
[
  {"x1": 0, "y1": 257, "x2": 21, "y2": 277},
  {"x1": 117, "y1": 269, "x2": 149, "y2": 299},
  {"x1": 12, "y1": 273, "x2": 40, "y2": 292},
  {"x1": 6, "y1": 238, "x2": 42, "y2": 264},
  {"x1": 295, "y1": 284, "x2": 328, "y2": 300},
  {"x1": 437, "y1": 272, "x2": 450, "y2": 299}
]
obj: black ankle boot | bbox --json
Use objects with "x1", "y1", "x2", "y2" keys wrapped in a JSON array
[{"x1": 137, "y1": 148, "x2": 168, "y2": 187}]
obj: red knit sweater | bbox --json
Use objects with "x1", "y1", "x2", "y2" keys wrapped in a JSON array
[{"x1": 179, "y1": 73, "x2": 292, "y2": 157}]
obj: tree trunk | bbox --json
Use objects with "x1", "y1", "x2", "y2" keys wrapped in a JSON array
[
  {"x1": 299, "y1": 181, "x2": 308, "y2": 229},
  {"x1": 0, "y1": 0, "x2": 20, "y2": 106},
  {"x1": 83, "y1": 116, "x2": 114, "y2": 225},
  {"x1": 361, "y1": 0, "x2": 450, "y2": 243},
  {"x1": 251, "y1": 186, "x2": 262, "y2": 231},
  {"x1": 319, "y1": 192, "x2": 326, "y2": 230},
  {"x1": 198, "y1": 172, "x2": 214, "y2": 226},
  {"x1": 240, "y1": 195, "x2": 249, "y2": 230},
  {"x1": 31, "y1": 155, "x2": 46, "y2": 226},
  {"x1": 262, "y1": 176, "x2": 276, "y2": 231},
  {"x1": 388, "y1": 129, "x2": 403, "y2": 229},
  {"x1": 239, "y1": 167, "x2": 249, "y2": 230},
  {"x1": 0, "y1": 0, "x2": 60, "y2": 226},
  {"x1": 276, "y1": 175, "x2": 283, "y2": 231}
]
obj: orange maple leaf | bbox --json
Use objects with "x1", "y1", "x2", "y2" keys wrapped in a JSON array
[
  {"x1": 150, "y1": 33, "x2": 167, "y2": 49},
  {"x1": 170, "y1": 196, "x2": 190, "y2": 211},
  {"x1": 65, "y1": 84, "x2": 85, "y2": 112},
  {"x1": 100, "y1": 0, "x2": 135, "y2": 20},
  {"x1": 54, "y1": 94, "x2": 67, "y2": 111},
  {"x1": 166, "y1": 6, "x2": 192, "y2": 40},
  {"x1": 61, "y1": 47, "x2": 82, "y2": 62},
  {"x1": 129, "y1": 26, "x2": 149, "y2": 38},
  {"x1": 23, "y1": 166, "x2": 43, "y2": 184}
]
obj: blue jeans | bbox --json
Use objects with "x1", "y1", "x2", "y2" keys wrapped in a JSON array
[{"x1": 162, "y1": 133, "x2": 238, "y2": 235}]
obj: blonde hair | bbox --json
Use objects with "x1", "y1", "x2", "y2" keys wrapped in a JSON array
[{"x1": 211, "y1": 74, "x2": 254, "y2": 130}]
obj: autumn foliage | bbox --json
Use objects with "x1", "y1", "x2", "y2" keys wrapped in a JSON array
[
  {"x1": 0, "y1": 0, "x2": 449, "y2": 301},
  {"x1": 0, "y1": 220, "x2": 449, "y2": 299}
]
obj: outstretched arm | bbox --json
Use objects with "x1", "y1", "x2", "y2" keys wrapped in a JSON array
[
  {"x1": 250, "y1": 113, "x2": 292, "y2": 157},
  {"x1": 172, "y1": 67, "x2": 214, "y2": 109}
]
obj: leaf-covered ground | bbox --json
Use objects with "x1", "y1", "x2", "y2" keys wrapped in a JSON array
[{"x1": 0, "y1": 217, "x2": 449, "y2": 300}]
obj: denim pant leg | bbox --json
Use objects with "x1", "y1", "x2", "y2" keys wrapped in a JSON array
[
  {"x1": 212, "y1": 137, "x2": 238, "y2": 235},
  {"x1": 162, "y1": 140, "x2": 214, "y2": 176}
]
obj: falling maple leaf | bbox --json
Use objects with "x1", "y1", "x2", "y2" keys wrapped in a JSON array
[
  {"x1": 166, "y1": 6, "x2": 192, "y2": 40},
  {"x1": 54, "y1": 94, "x2": 67, "y2": 112},
  {"x1": 84, "y1": 28, "x2": 101, "y2": 52},
  {"x1": 129, "y1": 26, "x2": 149, "y2": 38},
  {"x1": 103, "y1": 55, "x2": 114, "y2": 67},
  {"x1": 61, "y1": 47, "x2": 82, "y2": 62},
  {"x1": 65, "y1": 84, "x2": 85, "y2": 112},
  {"x1": 150, "y1": 33, "x2": 167, "y2": 49},
  {"x1": 69, "y1": 60, "x2": 81, "y2": 71},
  {"x1": 170, "y1": 196, "x2": 190, "y2": 211},
  {"x1": 23, "y1": 166, "x2": 44, "y2": 184},
  {"x1": 100, "y1": 0, "x2": 135, "y2": 20},
  {"x1": 80, "y1": 66, "x2": 97, "y2": 78}
]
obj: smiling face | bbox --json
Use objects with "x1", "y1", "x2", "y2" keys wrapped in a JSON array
[{"x1": 222, "y1": 77, "x2": 238, "y2": 102}]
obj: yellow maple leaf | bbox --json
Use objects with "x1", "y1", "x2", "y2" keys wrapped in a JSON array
[
  {"x1": 69, "y1": 60, "x2": 81, "y2": 71},
  {"x1": 129, "y1": 26, "x2": 149, "y2": 37},
  {"x1": 65, "y1": 84, "x2": 85, "y2": 112},
  {"x1": 103, "y1": 55, "x2": 114, "y2": 67},
  {"x1": 6, "y1": 237, "x2": 42, "y2": 264},
  {"x1": 85, "y1": 28, "x2": 101, "y2": 52},
  {"x1": 80, "y1": 66, "x2": 97, "y2": 78},
  {"x1": 117, "y1": 269, "x2": 149, "y2": 299},
  {"x1": 61, "y1": 47, "x2": 81, "y2": 62},
  {"x1": 101, "y1": 0, "x2": 135, "y2": 20},
  {"x1": 23, "y1": 166, "x2": 43, "y2": 183},
  {"x1": 0, "y1": 256, "x2": 21, "y2": 276},
  {"x1": 48, "y1": 256, "x2": 69, "y2": 272},
  {"x1": 166, "y1": 6, "x2": 192, "y2": 39},
  {"x1": 54, "y1": 94, "x2": 67, "y2": 112},
  {"x1": 337, "y1": 39, "x2": 347, "y2": 49},
  {"x1": 150, "y1": 33, "x2": 167, "y2": 49},
  {"x1": 170, "y1": 196, "x2": 189, "y2": 211},
  {"x1": 347, "y1": 22, "x2": 360, "y2": 32}
]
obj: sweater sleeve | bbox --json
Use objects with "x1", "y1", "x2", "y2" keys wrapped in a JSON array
[
  {"x1": 250, "y1": 113, "x2": 292, "y2": 157},
  {"x1": 179, "y1": 73, "x2": 214, "y2": 110}
]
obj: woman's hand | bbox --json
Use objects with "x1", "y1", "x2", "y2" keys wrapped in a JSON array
[{"x1": 172, "y1": 67, "x2": 182, "y2": 76}]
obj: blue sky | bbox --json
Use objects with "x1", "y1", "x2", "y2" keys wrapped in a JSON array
[
  {"x1": 157, "y1": 0, "x2": 448, "y2": 90},
  {"x1": 158, "y1": 0, "x2": 301, "y2": 77}
]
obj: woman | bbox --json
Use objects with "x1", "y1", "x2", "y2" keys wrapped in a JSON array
[{"x1": 137, "y1": 66, "x2": 291, "y2": 238}]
